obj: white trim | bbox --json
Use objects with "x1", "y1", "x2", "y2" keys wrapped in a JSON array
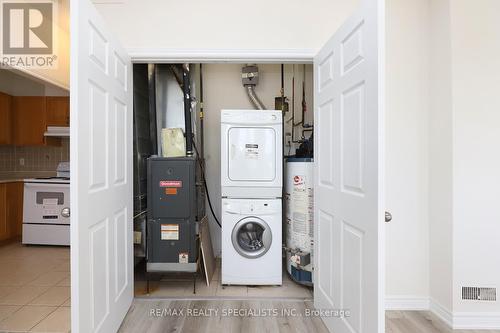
[
  {"x1": 128, "y1": 48, "x2": 316, "y2": 64},
  {"x1": 429, "y1": 298, "x2": 453, "y2": 328},
  {"x1": 386, "y1": 297, "x2": 500, "y2": 329},
  {"x1": 385, "y1": 296, "x2": 430, "y2": 310},
  {"x1": 453, "y1": 312, "x2": 500, "y2": 330}
]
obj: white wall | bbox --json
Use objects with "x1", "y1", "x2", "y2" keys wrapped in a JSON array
[
  {"x1": 428, "y1": 0, "x2": 454, "y2": 313},
  {"x1": 0, "y1": 70, "x2": 45, "y2": 96},
  {"x1": 18, "y1": 0, "x2": 70, "y2": 89},
  {"x1": 427, "y1": 0, "x2": 500, "y2": 324},
  {"x1": 202, "y1": 64, "x2": 313, "y2": 255},
  {"x1": 384, "y1": 0, "x2": 430, "y2": 302},
  {"x1": 386, "y1": 1, "x2": 500, "y2": 323},
  {"x1": 92, "y1": 0, "x2": 358, "y2": 53},
  {"x1": 450, "y1": 0, "x2": 500, "y2": 315},
  {"x1": 0, "y1": 69, "x2": 68, "y2": 96}
]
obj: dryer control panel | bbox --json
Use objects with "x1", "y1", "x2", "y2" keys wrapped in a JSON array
[
  {"x1": 223, "y1": 199, "x2": 281, "y2": 216},
  {"x1": 221, "y1": 109, "x2": 282, "y2": 125}
]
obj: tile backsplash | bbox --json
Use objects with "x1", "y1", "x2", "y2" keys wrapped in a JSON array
[{"x1": 0, "y1": 139, "x2": 69, "y2": 173}]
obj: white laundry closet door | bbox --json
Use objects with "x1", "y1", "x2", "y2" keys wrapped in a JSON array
[
  {"x1": 70, "y1": 0, "x2": 133, "y2": 332},
  {"x1": 313, "y1": 0, "x2": 385, "y2": 332}
]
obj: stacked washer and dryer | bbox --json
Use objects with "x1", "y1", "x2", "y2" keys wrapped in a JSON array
[{"x1": 221, "y1": 109, "x2": 283, "y2": 285}]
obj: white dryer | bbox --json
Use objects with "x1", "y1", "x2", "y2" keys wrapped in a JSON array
[
  {"x1": 221, "y1": 109, "x2": 282, "y2": 198},
  {"x1": 222, "y1": 198, "x2": 282, "y2": 285}
]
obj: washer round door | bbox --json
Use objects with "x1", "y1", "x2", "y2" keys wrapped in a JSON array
[{"x1": 231, "y1": 217, "x2": 272, "y2": 259}]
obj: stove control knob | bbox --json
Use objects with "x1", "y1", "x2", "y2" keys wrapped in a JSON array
[{"x1": 61, "y1": 207, "x2": 70, "y2": 218}]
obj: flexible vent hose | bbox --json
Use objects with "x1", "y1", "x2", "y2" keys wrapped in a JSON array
[{"x1": 246, "y1": 85, "x2": 266, "y2": 110}]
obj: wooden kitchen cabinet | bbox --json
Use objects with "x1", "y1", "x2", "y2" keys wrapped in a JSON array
[
  {"x1": 0, "y1": 182, "x2": 23, "y2": 242},
  {"x1": 0, "y1": 185, "x2": 6, "y2": 240},
  {"x1": 12, "y1": 96, "x2": 61, "y2": 146},
  {"x1": 0, "y1": 92, "x2": 12, "y2": 145},
  {"x1": 46, "y1": 96, "x2": 70, "y2": 126},
  {"x1": 6, "y1": 182, "x2": 24, "y2": 238},
  {"x1": 1, "y1": 95, "x2": 66, "y2": 146}
]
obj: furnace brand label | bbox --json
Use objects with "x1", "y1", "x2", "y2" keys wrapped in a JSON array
[
  {"x1": 160, "y1": 224, "x2": 179, "y2": 240},
  {"x1": 245, "y1": 144, "x2": 259, "y2": 160},
  {"x1": 159, "y1": 180, "x2": 182, "y2": 187}
]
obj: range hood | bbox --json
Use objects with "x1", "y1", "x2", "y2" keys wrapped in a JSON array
[{"x1": 44, "y1": 126, "x2": 70, "y2": 137}]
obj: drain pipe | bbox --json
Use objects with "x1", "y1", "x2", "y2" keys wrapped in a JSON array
[
  {"x1": 182, "y1": 63, "x2": 193, "y2": 156},
  {"x1": 242, "y1": 65, "x2": 266, "y2": 110}
]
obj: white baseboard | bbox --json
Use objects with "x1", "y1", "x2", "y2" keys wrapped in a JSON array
[
  {"x1": 429, "y1": 298, "x2": 453, "y2": 328},
  {"x1": 385, "y1": 296, "x2": 430, "y2": 310},
  {"x1": 424, "y1": 298, "x2": 500, "y2": 330},
  {"x1": 453, "y1": 312, "x2": 500, "y2": 329},
  {"x1": 385, "y1": 296, "x2": 500, "y2": 329}
]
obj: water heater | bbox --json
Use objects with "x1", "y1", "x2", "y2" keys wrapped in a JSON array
[{"x1": 284, "y1": 157, "x2": 314, "y2": 285}]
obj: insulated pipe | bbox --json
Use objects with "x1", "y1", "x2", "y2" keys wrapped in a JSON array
[
  {"x1": 182, "y1": 63, "x2": 193, "y2": 156},
  {"x1": 246, "y1": 85, "x2": 266, "y2": 110},
  {"x1": 301, "y1": 64, "x2": 307, "y2": 128},
  {"x1": 147, "y1": 64, "x2": 158, "y2": 155},
  {"x1": 288, "y1": 64, "x2": 306, "y2": 143},
  {"x1": 199, "y1": 64, "x2": 205, "y2": 162},
  {"x1": 281, "y1": 64, "x2": 285, "y2": 113}
]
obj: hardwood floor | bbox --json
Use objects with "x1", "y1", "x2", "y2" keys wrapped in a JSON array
[
  {"x1": 118, "y1": 299, "x2": 328, "y2": 333},
  {"x1": 119, "y1": 299, "x2": 500, "y2": 333},
  {"x1": 386, "y1": 311, "x2": 500, "y2": 333},
  {"x1": 134, "y1": 259, "x2": 313, "y2": 299}
]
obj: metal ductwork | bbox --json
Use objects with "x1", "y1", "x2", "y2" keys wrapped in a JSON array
[
  {"x1": 242, "y1": 65, "x2": 266, "y2": 110},
  {"x1": 245, "y1": 85, "x2": 266, "y2": 110}
]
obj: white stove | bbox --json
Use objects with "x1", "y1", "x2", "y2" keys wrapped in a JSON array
[
  {"x1": 22, "y1": 162, "x2": 70, "y2": 246},
  {"x1": 24, "y1": 177, "x2": 70, "y2": 184}
]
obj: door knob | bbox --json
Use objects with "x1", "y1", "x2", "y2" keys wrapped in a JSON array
[
  {"x1": 385, "y1": 211, "x2": 392, "y2": 223},
  {"x1": 61, "y1": 207, "x2": 70, "y2": 218}
]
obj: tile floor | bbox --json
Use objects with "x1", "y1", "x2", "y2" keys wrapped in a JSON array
[
  {"x1": 0, "y1": 242, "x2": 70, "y2": 333},
  {"x1": 135, "y1": 259, "x2": 313, "y2": 299},
  {"x1": 0, "y1": 243, "x2": 310, "y2": 331}
]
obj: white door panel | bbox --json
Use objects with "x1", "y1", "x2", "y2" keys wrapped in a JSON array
[
  {"x1": 314, "y1": 0, "x2": 384, "y2": 332},
  {"x1": 70, "y1": 0, "x2": 133, "y2": 332}
]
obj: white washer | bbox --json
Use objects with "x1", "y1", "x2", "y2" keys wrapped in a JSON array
[
  {"x1": 222, "y1": 198, "x2": 282, "y2": 285},
  {"x1": 221, "y1": 109, "x2": 282, "y2": 198}
]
